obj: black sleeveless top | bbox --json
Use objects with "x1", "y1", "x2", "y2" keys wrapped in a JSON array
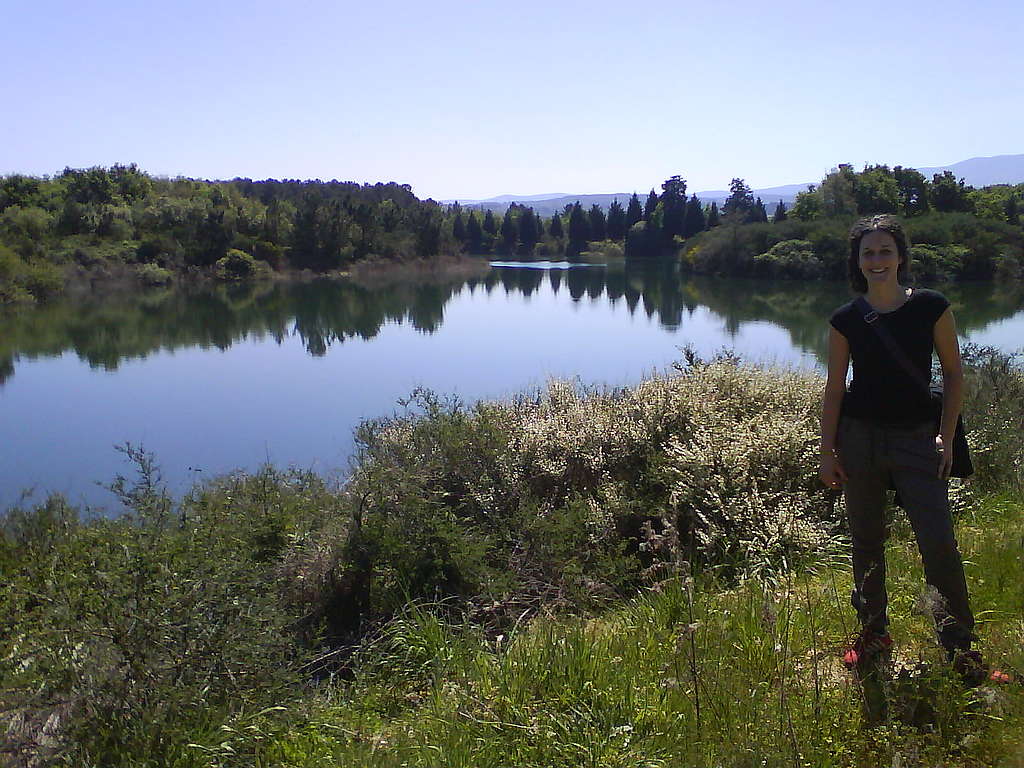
[{"x1": 829, "y1": 288, "x2": 949, "y2": 426}]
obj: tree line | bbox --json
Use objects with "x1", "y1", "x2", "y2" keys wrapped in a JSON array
[{"x1": 2, "y1": 163, "x2": 1023, "y2": 305}]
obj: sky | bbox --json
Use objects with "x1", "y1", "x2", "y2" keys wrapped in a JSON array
[{"x1": 2, "y1": 0, "x2": 1022, "y2": 200}]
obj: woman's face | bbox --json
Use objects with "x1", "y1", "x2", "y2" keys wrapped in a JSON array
[{"x1": 858, "y1": 230, "x2": 902, "y2": 286}]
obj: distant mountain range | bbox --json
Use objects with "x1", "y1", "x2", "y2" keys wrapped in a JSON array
[{"x1": 447, "y1": 154, "x2": 1024, "y2": 216}]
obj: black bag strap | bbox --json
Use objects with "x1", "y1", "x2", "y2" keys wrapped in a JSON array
[{"x1": 854, "y1": 295, "x2": 932, "y2": 396}]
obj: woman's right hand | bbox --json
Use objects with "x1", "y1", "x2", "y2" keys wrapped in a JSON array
[{"x1": 819, "y1": 452, "x2": 848, "y2": 490}]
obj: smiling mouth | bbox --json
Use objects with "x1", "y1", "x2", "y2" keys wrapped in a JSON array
[{"x1": 868, "y1": 268, "x2": 888, "y2": 274}]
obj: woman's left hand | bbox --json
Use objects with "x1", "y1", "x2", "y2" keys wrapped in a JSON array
[{"x1": 936, "y1": 434, "x2": 953, "y2": 479}]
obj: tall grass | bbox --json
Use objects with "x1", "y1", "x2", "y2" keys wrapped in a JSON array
[{"x1": 2, "y1": 349, "x2": 1022, "y2": 766}]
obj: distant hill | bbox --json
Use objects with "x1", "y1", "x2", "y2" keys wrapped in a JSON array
[{"x1": 449, "y1": 153, "x2": 1024, "y2": 215}]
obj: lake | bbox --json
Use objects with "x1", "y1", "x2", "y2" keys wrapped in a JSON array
[{"x1": 2, "y1": 261, "x2": 1023, "y2": 510}]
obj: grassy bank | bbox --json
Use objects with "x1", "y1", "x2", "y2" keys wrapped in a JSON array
[{"x1": 2, "y1": 348, "x2": 1022, "y2": 766}]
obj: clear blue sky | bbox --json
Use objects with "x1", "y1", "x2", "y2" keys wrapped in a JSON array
[{"x1": 2, "y1": 0, "x2": 1021, "y2": 200}]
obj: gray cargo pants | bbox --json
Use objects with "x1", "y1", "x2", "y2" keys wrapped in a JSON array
[{"x1": 837, "y1": 416, "x2": 975, "y2": 651}]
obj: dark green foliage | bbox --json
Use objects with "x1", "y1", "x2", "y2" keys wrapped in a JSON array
[
  {"x1": 500, "y1": 208, "x2": 518, "y2": 253},
  {"x1": 626, "y1": 193, "x2": 643, "y2": 228},
  {"x1": 773, "y1": 200, "x2": 787, "y2": 222},
  {"x1": 0, "y1": 175, "x2": 42, "y2": 212},
  {"x1": 644, "y1": 189, "x2": 659, "y2": 221},
  {"x1": 0, "y1": 452, "x2": 316, "y2": 765},
  {"x1": 683, "y1": 195, "x2": 706, "y2": 237},
  {"x1": 745, "y1": 196, "x2": 768, "y2": 224},
  {"x1": 930, "y1": 171, "x2": 974, "y2": 213},
  {"x1": 706, "y1": 201, "x2": 720, "y2": 228},
  {"x1": 723, "y1": 178, "x2": 754, "y2": 219},
  {"x1": 854, "y1": 164, "x2": 900, "y2": 214},
  {"x1": 660, "y1": 175, "x2": 687, "y2": 241},
  {"x1": 452, "y1": 210, "x2": 466, "y2": 243},
  {"x1": 588, "y1": 204, "x2": 607, "y2": 241},
  {"x1": 518, "y1": 207, "x2": 540, "y2": 252},
  {"x1": 1005, "y1": 194, "x2": 1019, "y2": 225},
  {"x1": 894, "y1": 166, "x2": 930, "y2": 216},
  {"x1": 0, "y1": 167, "x2": 463, "y2": 302},
  {"x1": 605, "y1": 200, "x2": 626, "y2": 241},
  {"x1": 466, "y1": 211, "x2": 484, "y2": 252},
  {"x1": 482, "y1": 209, "x2": 498, "y2": 235},
  {"x1": 567, "y1": 202, "x2": 590, "y2": 253},
  {"x1": 625, "y1": 220, "x2": 661, "y2": 258},
  {"x1": 549, "y1": 213, "x2": 564, "y2": 239}
]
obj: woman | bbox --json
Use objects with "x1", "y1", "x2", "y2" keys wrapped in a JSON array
[{"x1": 819, "y1": 214, "x2": 984, "y2": 680}]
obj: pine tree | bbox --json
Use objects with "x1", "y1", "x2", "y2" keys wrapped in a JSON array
[
  {"x1": 660, "y1": 175, "x2": 687, "y2": 240},
  {"x1": 773, "y1": 201, "x2": 787, "y2": 222},
  {"x1": 706, "y1": 201, "x2": 720, "y2": 228},
  {"x1": 466, "y1": 211, "x2": 484, "y2": 252},
  {"x1": 682, "y1": 194, "x2": 705, "y2": 237},
  {"x1": 452, "y1": 211, "x2": 466, "y2": 241},
  {"x1": 483, "y1": 209, "x2": 498, "y2": 235},
  {"x1": 744, "y1": 197, "x2": 768, "y2": 223},
  {"x1": 500, "y1": 208, "x2": 518, "y2": 252},
  {"x1": 723, "y1": 178, "x2": 754, "y2": 219},
  {"x1": 568, "y1": 202, "x2": 589, "y2": 247},
  {"x1": 606, "y1": 200, "x2": 627, "y2": 240},
  {"x1": 549, "y1": 213, "x2": 564, "y2": 239},
  {"x1": 625, "y1": 193, "x2": 643, "y2": 228},
  {"x1": 644, "y1": 189, "x2": 659, "y2": 221},
  {"x1": 518, "y1": 207, "x2": 539, "y2": 252},
  {"x1": 589, "y1": 204, "x2": 607, "y2": 240}
]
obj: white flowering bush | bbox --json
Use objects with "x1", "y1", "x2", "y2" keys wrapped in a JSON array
[{"x1": 307, "y1": 359, "x2": 839, "y2": 625}]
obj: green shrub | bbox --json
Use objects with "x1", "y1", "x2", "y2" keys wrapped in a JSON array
[
  {"x1": 215, "y1": 248, "x2": 269, "y2": 280},
  {"x1": 910, "y1": 244, "x2": 969, "y2": 282},
  {"x1": 135, "y1": 262, "x2": 172, "y2": 286},
  {"x1": 753, "y1": 238, "x2": 823, "y2": 278},
  {"x1": 0, "y1": 453, "x2": 313, "y2": 765}
]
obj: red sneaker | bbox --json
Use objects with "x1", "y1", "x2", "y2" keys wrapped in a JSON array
[{"x1": 842, "y1": 630, "x2": 893, "y2": 669}]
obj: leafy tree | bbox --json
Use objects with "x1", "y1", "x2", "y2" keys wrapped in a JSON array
[
  {"x1": 61, "y1": 166, "x2": 116, "y2": 205},
  {"x1": 854, "y1": 164, "x2": 899, "y2": 214},
  {"x1": 790, "y1": 186, "x2": 822, "y2": 221},
  {"x1": 0, "y1": 175, "x2": 42, "y2": 212},
  {"x1": 644, "y1": 189, "x2": 659, "y2": 221},
  {"x1": 930, "y1": 171, "x2": 974, "y2": 213},
  {"x1": 893, "y1": 166, "x2": 930, "y2": 216},
  {"x1": 625, "y1": 193, "x2": 643, "y2": 228},
  {"x1": 819, "y1": 165, "x2": 858, "y2": 217},
  {"x1": 682, "y1": 194, "x2": 706, "y2": 237},
  {"x1": 723, "y1": 178, "x2": 754, "y2": 219},
  {"x1": 109, "y1": 163, "x2": 153, "y2": 203},
  {"x1": 773, "y1": 201, "x2": 787, "y2": 222},
  {"x1": 606, "y1": 200, "x2": 627, "y2": 240},
  {"x1": 588, "y1": 204, "x2": 607, "y2": 241}
]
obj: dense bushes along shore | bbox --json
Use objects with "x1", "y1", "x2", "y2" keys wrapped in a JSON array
[
  {"x1": 2, "y1": 345, "x2": 1022, "y2": 765},
  {"x1": 3, "y1": 163, "x2": 1023, "y2": 305}
]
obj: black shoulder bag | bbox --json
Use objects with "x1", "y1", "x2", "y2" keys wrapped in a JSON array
[{"x1": 855, "y1": 296, "x2": 973, "y2": 478}]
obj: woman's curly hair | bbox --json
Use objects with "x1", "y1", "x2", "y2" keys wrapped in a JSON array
[{"x1": 847, "y1": 214, "x2": 911, "y2": 293}]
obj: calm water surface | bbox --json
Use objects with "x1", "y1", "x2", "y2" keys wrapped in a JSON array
[{"x1": 2, "y1": 263, "x2": 1022, "y2": 509}]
